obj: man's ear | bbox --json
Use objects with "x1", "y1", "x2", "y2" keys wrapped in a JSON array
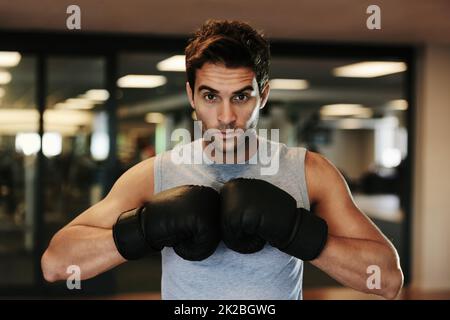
[
  {"x1": 259, "y1": 82, "x2": 270, "y2": 109},
  {"x1": 186, "y1": 82, "x2": 195, "y2": 109}
]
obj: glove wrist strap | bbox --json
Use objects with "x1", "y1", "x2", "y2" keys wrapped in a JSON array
[
  {"x1": 281, "y1": 208, "x2": 328, "y2": 261},
  {"x1": 112, "y1": 207, "x2": 157, "y2": 260}
]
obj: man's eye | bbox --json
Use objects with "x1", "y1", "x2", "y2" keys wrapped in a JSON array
[
  {"x1": 233, "y1": 94, "x2": 249, "y2": 102},
  {"x1": 204, "y1": 93, "x2": 217, "y2": 102}
]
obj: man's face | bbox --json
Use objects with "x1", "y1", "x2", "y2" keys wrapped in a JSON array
[{"x1": 186, "y1": 62, "x2": 269, "y2": 152}]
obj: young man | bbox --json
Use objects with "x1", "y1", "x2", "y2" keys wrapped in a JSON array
[{"x1": 41, "y1": 19, "x2": 403, "y2": 300}]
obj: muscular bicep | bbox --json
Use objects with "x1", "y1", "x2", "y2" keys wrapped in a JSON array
[
  {"x1": 67, "y1": 157, "x2": 155, "y2": 229},
  {"x1": 305, "y1": 151, "x2": 388, "y2": 243}
]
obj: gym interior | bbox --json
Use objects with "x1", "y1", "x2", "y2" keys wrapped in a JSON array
[{"x1": 0, "y1": 0, "x2": 449, "y2": 299}]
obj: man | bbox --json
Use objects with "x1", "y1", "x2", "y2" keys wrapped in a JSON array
[{"x1": 41, "y1": 19, "x2": 403, "y2": 300}]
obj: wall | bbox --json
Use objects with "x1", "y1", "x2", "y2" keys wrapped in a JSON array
[
  {"x1": 320, "y1": 129, "x2": 374, "y2": 181},
  {"x1": 412, "y1": 45, "x2": 450, "y2": 290}
]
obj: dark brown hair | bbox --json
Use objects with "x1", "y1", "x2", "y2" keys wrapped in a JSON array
[{"x1": 185, "y1": 19, "x2": 270, "y2": 93}]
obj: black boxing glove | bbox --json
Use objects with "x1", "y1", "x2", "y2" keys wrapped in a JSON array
[
  {"x1": 113, "y1": 185, "x2": 220, "y2": 261},
  {"x1": 220, "y1": 178, "x2": 328, "y2": 261}
]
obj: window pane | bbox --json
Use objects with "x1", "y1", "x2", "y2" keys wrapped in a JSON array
[
  {"x1": 117, "y1": 53, "x2": 189, "y2": 167},
  {"x1": 44, "y1": 57, "x2": 114, "y2": 295},
  {"x1": 266, "y1": 57, "x2": 408, "y2": 287},
  {"x1": 0, "y1": 53, "x2": 37, "y2": 286},
  {"x1": 114, "y1": 52, "x2": 190, "y2": 293}
]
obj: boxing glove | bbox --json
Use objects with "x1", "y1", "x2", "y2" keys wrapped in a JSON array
[
  {"x1": 113, "y1": 185, "x2": 221, "y2": 261},
  {"x1": 220, "y1": 178, "x2": 328, "y2": 261}
]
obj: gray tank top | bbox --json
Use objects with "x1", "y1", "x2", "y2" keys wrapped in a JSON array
[{"x1": 153, "y1": 138, "x2": 310, "y2": 300}]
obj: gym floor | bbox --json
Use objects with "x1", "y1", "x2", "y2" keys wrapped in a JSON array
[{"x1": 104, "y1": 287, "x2": 450, "y2": 300}]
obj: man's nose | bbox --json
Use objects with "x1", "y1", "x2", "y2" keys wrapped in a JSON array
[{"x1": 217, "y1": 101, "x2": 237, "y2": 127}]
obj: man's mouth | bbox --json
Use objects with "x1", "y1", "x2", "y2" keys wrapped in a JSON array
[{"x1": 220, "y1": 130, "x2": 238, "y2": 140}]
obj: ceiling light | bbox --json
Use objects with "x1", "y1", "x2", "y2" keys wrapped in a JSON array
[
  {"x1": 54, "y1": 103, "x2": 68, "y2": 109},
  {"x1": 82, "y1": 89, "x2": 110, "y2": 101},
  {"x1": 0, "y1": 71, "x2": 12, "y2": 85},
  {"x1": 269, "y1": 79, "x2": 309, "y2": 90},
  {"x1": 145, "y1": 112, "x2": 165, "y2": 124},
  {"x1": 338, "y1": 119, "x2": 365, "y2": 130},
  {"x1": 381, "y1": 148, "x2": 402, "y2": 168},
  {"x1": 388, "y1": 99, "x2": 408, "y2": 111},
  {"x1": 320, "y1": 104, "x2": 373, "y2": 118},
  {"x1": 333, "y1": 61, "x2": 407, "y2": 78},
  {"x1": 44, "y1": 109, "x2": 93, "y2": 125},
  {"x1": 0, "y1": 52, "x2": 21, "y2": 67},
  {"x1": 0, "y1": 109, "x2": 92, "y2": 135},
  {"x1": 65, "y1": 98, "x2": 95, "y2": 109},
  {"x1": 15, "y1": 133, "x2": 41, "y2": 156},
  {"x1": 117, "y1": 75, "x2": 167, "y2": 88},
  {"x1": 55, "y1": 102, "x2": 92, "y2": 110},
  {"x1": 42, "y1": 132, "x2": 62, "y2": 157},
  {"x1": 157, "y1": 55, "x2": 186, "y2": 72},
  {"x1": 15, "y1": 132, "x2": 68, "y2": 157}
]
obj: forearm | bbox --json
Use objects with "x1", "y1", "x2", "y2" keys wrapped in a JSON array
[
  {"x1": 41, "y1": 225, "x2": 126, "y2": 282},
  {"x1": 310, "y1": 235, "x2": 403, "y2": 299}
]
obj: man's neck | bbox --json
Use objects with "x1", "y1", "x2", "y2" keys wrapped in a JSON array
[{"x1": 201, "y1": 135, "x2": 260, "y2": 164}]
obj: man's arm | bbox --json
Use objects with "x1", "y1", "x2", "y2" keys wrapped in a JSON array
[
  {"x1": 305, "y1": 151, "x2": 404, "y2": 299},
  {"x1": 41, "y1": 157, "x2": 155, "y2": 282}
]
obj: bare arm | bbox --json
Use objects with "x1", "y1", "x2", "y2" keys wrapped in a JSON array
[
  {"x1": 41, "y1": 157, "x2": 155, "y2": 282},
  {"x1": 305, "y1": 151, "x2": 404, "y2": 299}
]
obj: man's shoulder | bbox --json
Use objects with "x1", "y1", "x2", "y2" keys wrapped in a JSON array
[
  {"x1": 305, "y1": 150, "x2": 325, "y2": 170},
  {"x1": 168, "y1": 139, "x2": 202, "y2": 153},
  {"x1": 305, "y1": 151, "x2": 340, "y2": 180},
  {"x1": 127, "y1": 156, "x2": 156, "y2": 177},
  {"x1": 305, "y1": 151, "x2": 347, "y2": 203},
  {"x1": 107, "y1": 156, "x2": 156, "y2": 204}
]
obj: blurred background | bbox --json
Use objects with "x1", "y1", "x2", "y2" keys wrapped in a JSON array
[{"x1": 0, "y1": 0, "x2": 449, "y2": 299}]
